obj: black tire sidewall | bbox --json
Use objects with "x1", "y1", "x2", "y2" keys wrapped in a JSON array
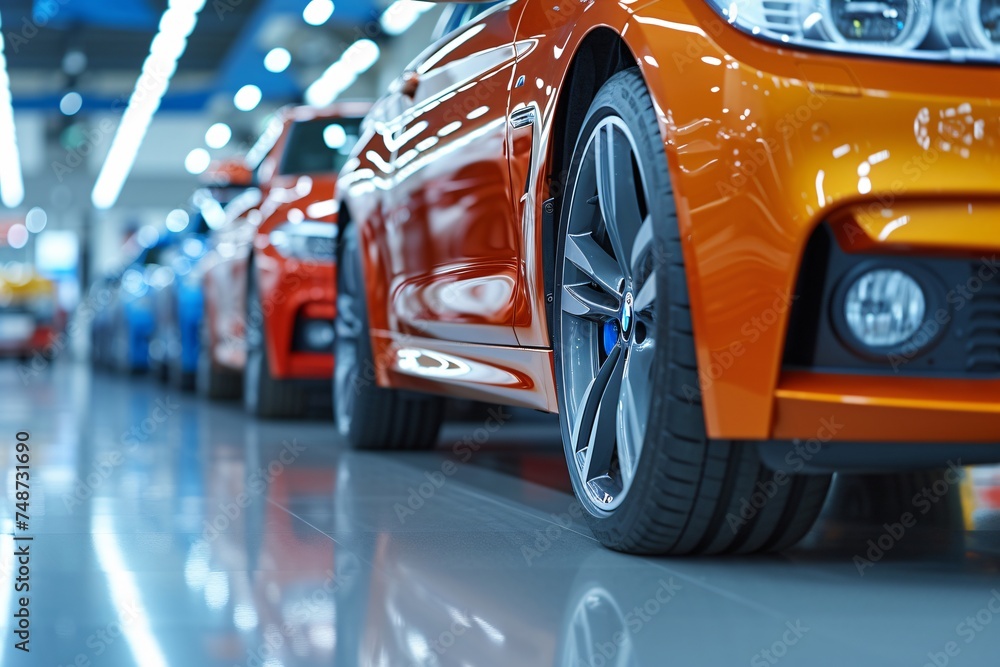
[{"x1": 334, "y1": 223, "x2": 365, "y2": 439}]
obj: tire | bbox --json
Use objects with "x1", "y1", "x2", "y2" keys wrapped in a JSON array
[
  {"x1": 243, "y1": 272, "x2": 306, "y2": 419},
  {"x1": 196, "y1": 319, "x2": 241, "y2": 400},
  {"x1": 552, "y1": 68, "x2": 831, "y2": 555},
  {"x1": 167, "y1": 355, "x2": 196, "y2": 392},
  {"x1": 333, "y1": 222, "x2": 444, "y2": 450}
]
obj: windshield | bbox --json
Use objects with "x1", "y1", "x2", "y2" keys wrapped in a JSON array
[{"x1": 279, "y1": 117, "x2": 363, "y2": 176}]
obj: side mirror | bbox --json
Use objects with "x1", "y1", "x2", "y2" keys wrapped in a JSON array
[
  {"x1": 202, "y1": 158, "x2": 254, "y2": 188},
  {"x1": 401, "y1": 71, "x2": 421, "y2": 99}
]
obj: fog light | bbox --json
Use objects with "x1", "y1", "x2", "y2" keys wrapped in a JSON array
[
  {"x1": 303, "y1": 320, "x2": 335, "y2": 350},
  {"x1": 844, "y1": 269, "x2": 926, "y2": 348}
]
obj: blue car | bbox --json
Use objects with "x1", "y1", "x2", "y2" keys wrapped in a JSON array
[
  {"x1": 92, "y1": 237, "x2": 173, "y2": 375},
  {"x1": 150, "y1": 187, "x2": 241, "y2": 389}
]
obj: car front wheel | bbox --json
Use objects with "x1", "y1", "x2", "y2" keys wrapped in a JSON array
[{"x1": 552, "y1": 68, "x2": 831, "y2": 555}]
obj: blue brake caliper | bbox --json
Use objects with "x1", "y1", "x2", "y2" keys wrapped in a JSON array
[{"x1": 602, "y1": 320, "x2": 617, "y2": 355}]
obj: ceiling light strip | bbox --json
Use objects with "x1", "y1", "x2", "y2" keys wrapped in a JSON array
[
  {"x1": 91, "y1": 0, "x2": 207, "y2": 210},
  {"x1": 0, "y1": 13, "x2": 25, "y2": 208}
]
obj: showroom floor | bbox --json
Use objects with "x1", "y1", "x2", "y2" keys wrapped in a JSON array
[{"x1": 3, "y1": 362, "x2": 1000, "y2": 666}]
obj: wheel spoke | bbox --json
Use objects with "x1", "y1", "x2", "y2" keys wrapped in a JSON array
[
  {"x1": 574, "y1": 344, "x2": 626, "y2": 484},
  {"x1": 562, "y1": 284, "x2": 619, "y2": 321},
  {"x1": 596, "y1": 123, "x2": 643, "y2": 277},
  {"x1": 566, "y1": 232, "x2": 624, "y2": 297},
  {"x1": 631, "y1": 215, "x2": 653, "y2": 274},
  {"x1": 633, "y1": 269, "x2": 656, "y2": 316},
  {"x1": 617, "y1": 343, "x2": 654, "y2": 488}
]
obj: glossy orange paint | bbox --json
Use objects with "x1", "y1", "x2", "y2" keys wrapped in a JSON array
[
  {"x1": 339, "y1": 0, "x2": 1000, "y2": 442},
  {"x1": 201, "y1": 103, "x2": 369, "y2": 380}
]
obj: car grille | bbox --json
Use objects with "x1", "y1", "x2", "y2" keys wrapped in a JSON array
[{"x1": 965, "y1": 268, "x2": 1000, "y2": 373}]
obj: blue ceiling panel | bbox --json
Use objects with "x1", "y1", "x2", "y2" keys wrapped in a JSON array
[{"x1": 33, "y1": 0, "x2": 158, "y2": 29}]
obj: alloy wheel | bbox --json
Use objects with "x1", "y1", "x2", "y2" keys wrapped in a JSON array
[{"x1": 559, "y1": 116, "x2": 657, "y2": 512}]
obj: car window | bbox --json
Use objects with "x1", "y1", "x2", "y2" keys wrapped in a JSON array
[
  {"x1": 432, "y1": 2, "x2": 501, "y2": 40},
  {"x1": 278, "y1": 118, "x2": 364, "y2": 176},
  {"x1": 245, "y1": 117, "x2": 285, "y2": 173}
]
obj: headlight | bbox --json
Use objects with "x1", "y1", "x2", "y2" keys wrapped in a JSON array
[
  {"x1": 268, "y1": 221, "x2": 337, "y2": 261},
  {"x1": 938, "y1": 0, "x2": 1000, "y2": 50},
  {"x1": 705, "y1": 0, "x2": 1000, "y2": 61},
  {"x1": 843, "y1": 269, "x2": 926, "y2": 348}
]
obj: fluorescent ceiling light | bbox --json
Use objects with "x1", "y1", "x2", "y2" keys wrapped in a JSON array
[
  {"x1": 380, "y1": 1, "x2": 435, "y2": 36},
  {"x1": 305, "y1": 39, "x2": 380, "y2": 107},
  {"x1": 185, "y1": 148, "x2": 211, "y2": 175},
  {"x1": 264, "y1": 47, "x2": 291, "y2": 73},
  {"x1": 165, "y1": 208, "x2": 190, "y2": 232},
  {"x1": 7, "y1": 223, "x2": 27, "y2": 249},
  {"x1": 91, "y1": 0, "x2": 207, "y2": 210},
  {"x1": 303, "y1": 0, "x2": 335, "y2": 26},
  {"x1": 0, "y1": 12, "x2": 24, "y2": 208},
  {"x1": 25, "y1": 207, "x2": 47, "y2": 233},
  {"x1": 205, "y1": 122, "x2": 232, "y2": 149},
  {"x1": 59, "y1": 91, "x2": 83, "y2": 116},
  {"x1": 234, "y1": 84, "x2": 262, "y2": 112}
]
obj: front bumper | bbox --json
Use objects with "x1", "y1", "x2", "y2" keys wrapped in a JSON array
[
  {"x1": 256, "y1": 246, "x2": 336, "y2": 381},
  {"x1": 633, "y1": 1, "x2": 1000, "y2": 442},
  {"x1": 0, "y1": 314, "x2": 56, "y2": 356}
]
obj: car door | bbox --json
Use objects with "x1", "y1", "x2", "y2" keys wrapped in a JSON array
[{"x1": 381, "y1": 1, "x2": 525, "y2": 346}]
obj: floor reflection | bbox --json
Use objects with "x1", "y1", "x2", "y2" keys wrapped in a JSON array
[{"x1": 0, "y1": 361, "x2": 998, "y2": 666}]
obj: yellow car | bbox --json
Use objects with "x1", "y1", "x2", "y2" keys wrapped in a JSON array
[{"x1": 0, "y1": 267, "x2": 59, "y2": 360}]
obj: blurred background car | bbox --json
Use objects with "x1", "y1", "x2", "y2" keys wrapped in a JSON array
[
  {"x1": 149, "y1": 161, "x2": 254, "y2": 389},
  {"x1": 198, "y1": 103, "x2": 367, "y2": 417},
  {"x1": 0, "y1": 264, "x2": 61, "y2": 360},
  {"x1": 91, "y1": 230, "x2": 175, "y2": 374}
]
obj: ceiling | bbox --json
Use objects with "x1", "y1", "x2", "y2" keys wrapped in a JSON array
[{"x1": 0, "y1": 0, "x2": 387, "y2": 110}]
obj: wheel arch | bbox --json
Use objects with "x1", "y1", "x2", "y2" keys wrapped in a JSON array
[
  {"x1": 548, "y1": 28, "x2": 639, "y2": 203},
  {"x1": 541, "y1": 27, "x2": 644, "y2": 328}
]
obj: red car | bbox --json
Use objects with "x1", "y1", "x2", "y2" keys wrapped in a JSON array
[{"x1": 199, "y1": 103, "x2": 368, "y2": 418}]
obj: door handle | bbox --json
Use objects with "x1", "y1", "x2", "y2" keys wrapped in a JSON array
[{"x1": 401, "y1": 71, "x2": 420, "y2": 99}]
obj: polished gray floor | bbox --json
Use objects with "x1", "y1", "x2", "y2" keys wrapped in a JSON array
[{"x1": 2, "y1": 361, "x2": 1000, "y2": 666}]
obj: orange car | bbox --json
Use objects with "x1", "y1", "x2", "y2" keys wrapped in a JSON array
[
  {"x1": 199, "y1": 103, "x2": 368, "y2": 417},
  {"x1": 334, "y1": 1, "x2": 1000, "y2": 554}
]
